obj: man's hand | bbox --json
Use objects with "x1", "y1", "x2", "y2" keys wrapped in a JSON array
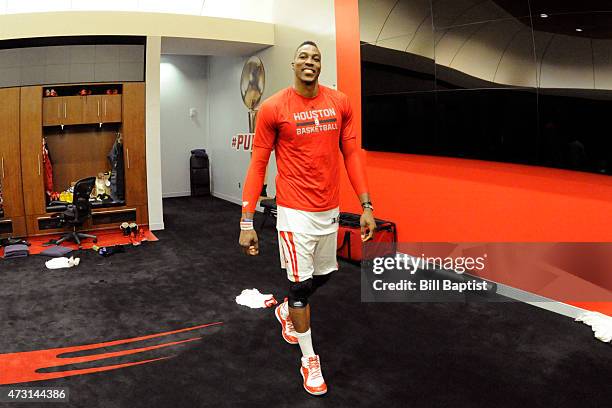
[
  {"x1": 239, "y1": 229, "x2": 259, "y2": 256},
  {"x1": 360, "y1": 209, "x2": 376, "y2": 242}
]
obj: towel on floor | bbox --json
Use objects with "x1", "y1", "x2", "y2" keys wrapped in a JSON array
[
  {"x1": 236, "y1": 289, "x2": 277, "y2": 309},
  {"x1": 39, "y1": 245, "x2": 73, "y2": 257},
  {"x1": 576, "y1": 311, "x2": 612, "y2": 343},
  {"x1": 3, "y1": 244, "x2": 29, "y2": 259},
  {"x1": 45, "y1": 256, "x2": 80, "y2": 270}
]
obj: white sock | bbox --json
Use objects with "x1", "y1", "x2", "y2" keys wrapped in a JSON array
[
  {"x1": 281, "y1": 301, "x2": 290, "y2": 318},
  {"x1": 295, "y1": 329, "x2": 315, "y2": 357}
]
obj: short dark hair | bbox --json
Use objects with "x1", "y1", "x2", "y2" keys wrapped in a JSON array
[{"x1": 295, "y1": 41, "x2": 319, "y2": 56}]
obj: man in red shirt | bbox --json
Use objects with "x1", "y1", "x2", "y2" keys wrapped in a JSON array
[{"x1": 239, "y1": 41, "x2": 375, "y2": 396}]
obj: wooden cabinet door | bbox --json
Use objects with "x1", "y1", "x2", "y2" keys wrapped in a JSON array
[
  {"x1": 62, "y1": 96, "x2": 84, "y2": 125},
  {"x1": 102, "y1": 95, "x2": 122, "y2": 123},
  {"x1": 42, "y1": 97, "x2": 63, "y2": 126},
  {"x1": 0, "y1": 217, "x2": 26, "y2": 239},
  {"x1": 20, "y1": 86, "x2": 46, "y2": 216},
  {"x1": 12, "y1": 217, "x2": 26, "y2": 237},
  {"x1": 122, "y1": 83, "x2": 147, "y2": 206},
  {"x1": 82, "y1": 95, "x2": 102, "y2": 124},
  {"x1": 0, "y1": 88, "x2": 24, "y2": 218}
]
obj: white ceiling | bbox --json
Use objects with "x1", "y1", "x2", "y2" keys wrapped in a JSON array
[{"x1": 0, "y1": 0, "x2": 275, "y2": 23}]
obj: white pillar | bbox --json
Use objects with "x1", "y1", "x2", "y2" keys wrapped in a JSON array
[{"x1": 146, "y1": 36, "x2": 164, "y2": 230}]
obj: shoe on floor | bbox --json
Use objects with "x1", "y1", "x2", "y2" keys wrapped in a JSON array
[
  {"x1": 275, "y1": 298, "x2": 298, "y2": 344},
  {"x1": 300, "y1": 354, "x2": 327, "y2": 396}
]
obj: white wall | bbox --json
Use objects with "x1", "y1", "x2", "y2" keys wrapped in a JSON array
[
  {"x1": 146, "y1": 36, "x2": 164, "y2": 230},
  {"x1": 207, "y1": 55, "x2": 252, "y2": 204},
  {"x1": 259, "y1": 0, "x2": 337, "y2": 105},
  {"x1": 160, "y1": 55, "x2": 208, "y2": 197},
  {"x1": 207, "y1": 0, "x2": 337, "y2": 205}
]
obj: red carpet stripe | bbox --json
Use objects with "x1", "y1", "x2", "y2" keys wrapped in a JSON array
[{"x1": 0, "y1": 322, "x2": 222, "y2": 385}]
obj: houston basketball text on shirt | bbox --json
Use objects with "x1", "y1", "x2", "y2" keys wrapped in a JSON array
[{"x1": 294, "y1": 108, "x2": 339, "y2": 135}]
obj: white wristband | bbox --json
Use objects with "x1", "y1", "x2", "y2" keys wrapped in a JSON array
[{"x1": 240, "y1": 220, "x2": 254, "y2": 231}]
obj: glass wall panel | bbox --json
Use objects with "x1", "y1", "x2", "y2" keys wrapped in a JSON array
[
  {"x1": 359, "y1": 1, "x2": 612, "y2": 176},
  {"x1": 434, "y1": 89, "x2": 538, "y2": 163},
  {"x1": 362, "y1": 92, "x2": 436, "y2": 153},
  {"x1": 361, "y1": 42, "x2": 435, "y2": 95},
  {"x1": 434, "y1": 17, "x2": 536, "y2": 89},
  {"x1": 432, "y1": 0, "x2": 529, "y2": 29}
]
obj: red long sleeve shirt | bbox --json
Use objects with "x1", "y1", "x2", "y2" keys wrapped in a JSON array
[{"x1": 242, "y1": 85, "x2": 368, "y2": 214}]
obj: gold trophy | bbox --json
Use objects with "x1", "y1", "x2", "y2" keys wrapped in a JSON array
[{"x1": 240, "y1": 56, "x2": 269, "y2": 197}]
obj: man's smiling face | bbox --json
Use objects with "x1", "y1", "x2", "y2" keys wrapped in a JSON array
[{"x1": 292, "y1": 44, "x2": 321, "y2": 84}]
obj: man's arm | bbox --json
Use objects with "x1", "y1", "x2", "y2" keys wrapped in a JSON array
[
  {"x1": 242, "y1": 146, "x2": 273, "y2": 216},
  {"x1": 339, "y1": 93, "x2": 376, "y2": 241},
  {"x1": 239, "y1": 102, "x2": 276, "y2": 255},
  {"x1": 239, "y1": 145, "x2": 272, "y2": 255},
  {"x1": 341, "y1": 138, "x2": 376, "y2": 241}
]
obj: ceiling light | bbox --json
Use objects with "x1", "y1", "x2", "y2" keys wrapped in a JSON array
[
  {"x1": 540, "y1": 13, "x2": 548, "y2": 18},
  {"x1": 576, "y1": 28, "x2": 583, "y2": 32}
]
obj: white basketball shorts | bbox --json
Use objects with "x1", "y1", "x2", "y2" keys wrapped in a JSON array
[{"x1": 278, "y1": 230, "x2": 339, "y2": 283}]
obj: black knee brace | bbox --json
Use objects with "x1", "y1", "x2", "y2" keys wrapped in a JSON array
[
  {"x1": 288, "y1": 273, "x2": 335, "y2": 308},
  {"x1": 288, "y1": 279, "x2": 314, "y2": 308}
]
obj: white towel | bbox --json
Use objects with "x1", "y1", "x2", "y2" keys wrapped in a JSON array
[
  {"x1": 576, "y1": 311, "x2": 612, "y2": 343},
  {"x1": 45, "y1": 256, "x2": 81, "y2": 270},
  {"x1": 235, "y1": 289, "x2": 277, "y2": 309}
]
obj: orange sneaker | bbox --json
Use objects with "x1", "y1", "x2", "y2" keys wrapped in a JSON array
[
  {"x1": 275, "y1": 299, "x2": 298, "y2": 345},
  {"x1": 300, "y1": 355, "x2": 327, "y2": 396}
]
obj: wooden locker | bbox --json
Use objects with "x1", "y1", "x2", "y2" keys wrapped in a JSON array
[
  {"x1": 122, "y1": 83, "x2": 147, "y2": 207},
  {"x1": 84, "y1": 95, "x2": 122, "y2": 124},
  {"x1": 0, "y1": 87, "x2": 24, "y2": 218},
  {"x1": 62, "y1": 96, "x2": 84, "y2": 125},
  {"x1": 82, "y1": 95, "x2": 102, "y2": 124},
  {"x1": 0, "y1": 217, "x2": 26, "y2": 238},
  {"x1": 20, "y1": 86, "x2": 46, "y2": 216},
  {"x1": 102, "y1": 94, "x2": 122, "y2": 123},
  {"x1": 42, "y1": 97, "x2": 63, "y2": 126},
  {"x1": 0, "y1": 88, "x2": 26, "y2": 238}
]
